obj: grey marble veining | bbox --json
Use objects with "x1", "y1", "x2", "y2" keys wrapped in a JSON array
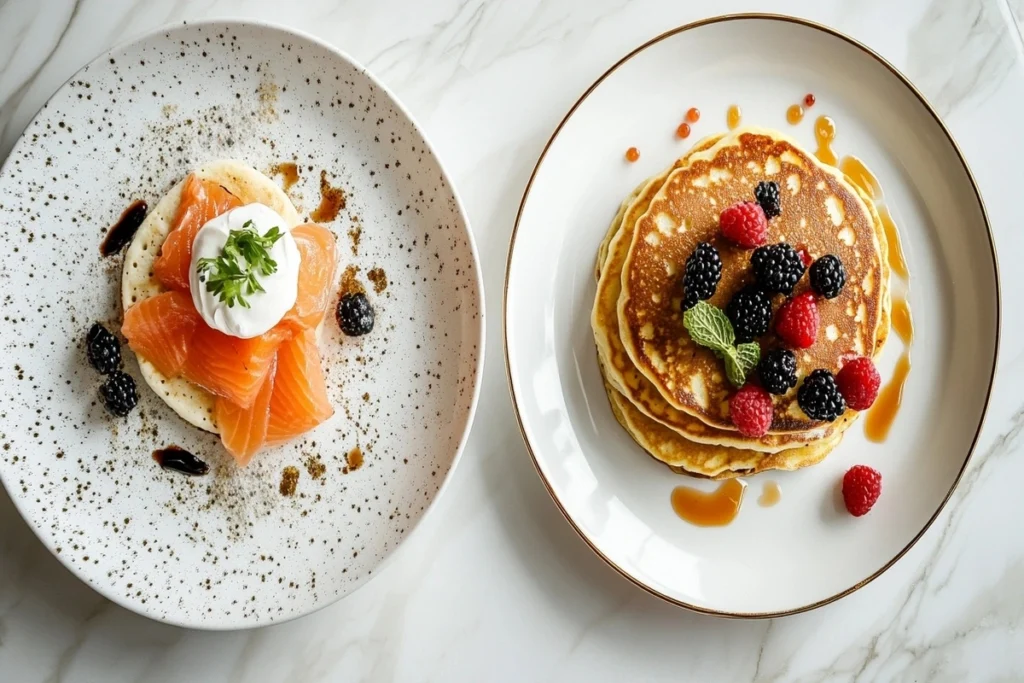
[{"x1": 2, "y1": 0, "x2": 1024, "y2": 681}]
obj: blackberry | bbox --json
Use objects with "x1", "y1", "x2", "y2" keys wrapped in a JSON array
[
  {"x1": 681, "y1": 242, "x2": 722, "y2": 310},
  {"x1": 726, "y1": 286, "x2": 772, "y2": 343},
  {"x1": 754, "y1": 180, "x2": 781, "y2": 218},
  {"x1": 336, "y1": 292, "x2": 375, "y2": 336},
  {"x1": 751, "y1": 243, "x2": 805, "y2": 295},
  {"x1": 809, "y1": 254, "x2": 846, "y2": 299},
  {"x1": 757, "y1": 349, "x2": 798, "y2": 395},
  {"x1": 86, "y1": 323, "x2": 121, "y2": 375},
  {"x1": 99, "y1": 371, "x2": 138, "y2": 417},
  {"x1": 797, "y1": 369, "x2": 846, "y2": 421}
]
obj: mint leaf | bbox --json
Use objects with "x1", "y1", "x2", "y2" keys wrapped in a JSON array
[
  {"x1": 682, "y1": 301, "x2": 735, "y2": 353},
  {"x1": 723, "y1": 341, "x2": 761, "y2": 387}
]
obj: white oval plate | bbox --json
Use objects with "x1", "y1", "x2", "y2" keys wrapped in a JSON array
[
  {"x1": 0, "y1": 20, "x2": 483, "y2": 629},
  {"x1": 505, "y1": 14, "x2": 998, "y2": 616}
]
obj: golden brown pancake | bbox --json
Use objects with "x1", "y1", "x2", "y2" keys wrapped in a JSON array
[
  {"x1": 618, "y1": 128, "x2": 890, "y2": 433},
  {"x1": 600, "y1": 361, "x2": 845, "y2": 478},
  {"x1": 593, "y1": 136, "x2": 837, "y2": 453}
]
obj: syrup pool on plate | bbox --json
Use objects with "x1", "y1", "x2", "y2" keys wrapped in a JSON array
[
  {"x1": 758, "y1": 481, "x2": 782, "y2": 507},
  {"x1": 671, "y1": 479, "x2": 746, "y2": 526}
]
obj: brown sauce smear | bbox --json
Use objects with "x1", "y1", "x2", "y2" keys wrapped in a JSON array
[
  {"x1": 305, "y1": 456, "x2": 326, "y2": 480},
  {"x1": 311, "y1": 170, "x2": 346, "y2": 223},
  {"x1": 348, "y1": 224, "x2": 362, "y2": 256},
  {"x1": 367, "y1": 267, "x2": 388, "y2": 293},
  {"x1": 272, "y1": 162, "x2": 300, "y2": 192},
  {"x1": 101, "y1": 200, "x2": 148, "y2": 256},
  {"x1": 338, "y1": 265, "x2": 364, "y2": 297},
  {"x1": 343, "y1": 447, "x2": 363, "y2": 474},
  {"x1": 279, "y1": 466, "x2": 300, "y2": 496},
  {"x1": 152, "y1": 446, "x2": 208, "y2": 475},
  {"x1": 671, "y1": 479, "x2": 745, "y2": 526}
]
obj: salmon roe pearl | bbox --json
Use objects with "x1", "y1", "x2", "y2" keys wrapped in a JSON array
[
  {"x1": 676, "y1": 122, "x2": 691, "y2": 138},
  {"x1": 625, "y1": 147, "x2": 640, "y2": 162},
  {"x1": 686, "y1": 107, "x2": 700, "y2": 123}
]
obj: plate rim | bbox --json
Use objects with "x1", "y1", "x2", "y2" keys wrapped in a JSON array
[
  {"x1": 0, "y1": 17, "x2": 486, "y2": 630},
  {"x1": 502, "y1": 12, "x2": 1001, "y2": 619}
]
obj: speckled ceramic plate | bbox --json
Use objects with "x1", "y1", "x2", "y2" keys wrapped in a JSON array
[
  {"x1": 0, "y1": 19, "x2": 483, "y2": 629},
  {"x1": 505, "y1": 15, "x2": 998, "y2": 616}
]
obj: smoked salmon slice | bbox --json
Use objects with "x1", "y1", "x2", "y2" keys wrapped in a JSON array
[
  {"x1": 215, "y1": 358, "x2": 277, "y2": 466},
  {"x1": 266, "y1": 328, "x2": 334, "y2": 445},
  {"x1": 153, "y1": 175, "x2": 241, "y2": 292},
  {"x1": 121, "y1": 291, "x2": 203, "y2": 377},
  {"x1": 281, "y1": 224, "x2": 337, "y2": 333},
  {"x1": 122, "y1": 174, "x2": 338, "y2": 465},
  {"x1": 183, "y1": 324, "x2": 288, "y2": 408}
]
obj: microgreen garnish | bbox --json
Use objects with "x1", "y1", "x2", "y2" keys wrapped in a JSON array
[
  {"x1": 683, "y1": 301, "x2": 761, "y2": 387},
  {"x1": 196, "y1": 220, "x2": 282, "y2": 308}
]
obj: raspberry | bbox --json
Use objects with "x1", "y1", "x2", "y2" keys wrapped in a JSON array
[
  {"x1": 810, "y1": 254, "x2": 846, "y2": 299},
  {"x1": 681, "y1": 242, "x2": 722, "y2": 310},
  {"x1": 751, "y1": 243, "x2": 805, "y2": 295},
  {"x1": 836, "y1": 356, "x2": 881, "y2": 410},
  {"x1": 725, "y1": 286, "x2": 772, "y2": 343},
  {"x1": 754, "y1": 181, "x2": 781, "y2": 218},
  {"x1": 729, "y1": 384, "x2": 774, "y2": 437},
  {"x1": 775, "y1": 292, "x2": 819, "y2": 348},
  {"x1": 719, "y1": 202, "x2": 768, "y2": 248},
  {"x1": 795, "y1": 244, "x2": 813, "y2": 268},
  {"x1": 842, "y1": 465, "x2": 882, "y2": 517},
  {"x1": 797, "y1": 369, "x2": 846, "y2": 421},
  {"x1": 757, "y1": 348, "x2": 798, "y2": 395}
]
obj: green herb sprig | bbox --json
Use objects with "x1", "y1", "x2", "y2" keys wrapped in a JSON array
[
  {"x1": 196, "y1": 220, "x2": 282, "y2": 308},
  {"x1": 682, "y1": 301, "x2": 761, "y2": 387}
]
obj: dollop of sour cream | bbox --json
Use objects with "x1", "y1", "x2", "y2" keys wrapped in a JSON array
[{"x1": 189, "y1": 204, "x2": 300, "y2": 339}]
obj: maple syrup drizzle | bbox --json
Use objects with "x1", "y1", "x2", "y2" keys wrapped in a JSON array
[
  {"x1": 671, "y1": 479, "x2": 746, "y2": 526},
  {"x1": 814, "y1": 116, "x2": 838, "y2": 166},
  {"x1": 786, "y1": 104, "x2": 804, "y2": 125},
  {"x1": 839, "y1": 155, "x2": 880, "y2": 200},
  {"x1": 865, "y1": 352, "x2": 911, "y2": 442},
  {"x1": 757, "y1": 481, "x2": 782, "y2": 507},
  {"x1": 879, "y1": 207, "x2": 909, "y2": 279},
  {"x1": 726, "y1": 105, "x2": 742, "y2": 130},
  {"x1": 891, "y1": 297, "x2": 914, "y2": 344}
]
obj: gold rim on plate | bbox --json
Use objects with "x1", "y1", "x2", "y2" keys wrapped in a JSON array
[{"x1": 501, "y1": 12, "x2": 1001, "y2": 619}]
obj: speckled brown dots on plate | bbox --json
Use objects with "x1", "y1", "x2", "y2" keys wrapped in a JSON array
[{"x1": 0, "y1": 19, "x2": 483, "y2": 630}]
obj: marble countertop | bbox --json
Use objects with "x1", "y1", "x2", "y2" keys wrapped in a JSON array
[{"x1": 2, "y1": 0, "x2": 1023, "y2": 680}]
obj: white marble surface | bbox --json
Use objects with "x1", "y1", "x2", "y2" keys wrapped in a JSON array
[{"x1": 1, "y1": 0, "x2": 1023, "y2": 680}]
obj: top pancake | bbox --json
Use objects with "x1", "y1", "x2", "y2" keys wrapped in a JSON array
[{"x1": 618, "y1": 128, "x2": 890, "y2": 433}]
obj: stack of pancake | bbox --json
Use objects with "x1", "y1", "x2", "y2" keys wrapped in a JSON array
[{"x1": 592, "y1": 128, "x2": 890, "y2": 478}]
